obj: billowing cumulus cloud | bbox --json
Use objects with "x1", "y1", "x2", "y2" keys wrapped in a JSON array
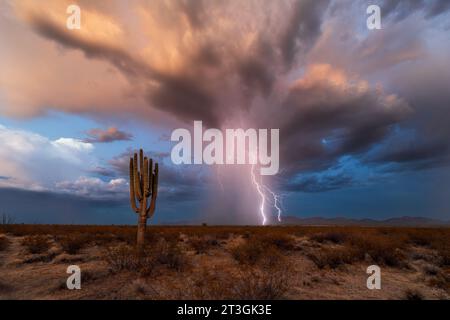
[
  {"x1": 56, "y1": 176, "x2": 128, "y2": 199},
  {"x1": 0, "y1": 125, "x2": 95, "y2": 191}
]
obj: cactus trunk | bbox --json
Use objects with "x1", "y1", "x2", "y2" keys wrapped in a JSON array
[
  {"x1": 129, "y1": 149, "x2": 159, "y2": 251},
  {"x1": 137, "y1": 214, "x2": 147, "y2": 248}
]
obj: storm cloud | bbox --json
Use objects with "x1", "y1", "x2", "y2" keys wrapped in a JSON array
[{"x1": 1, "y1": 0, "x2": 450, "y2": 223}]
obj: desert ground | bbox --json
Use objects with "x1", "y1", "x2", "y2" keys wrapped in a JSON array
[{"x1": 0, "y1": 224, "x2": 449, "y2": 300}]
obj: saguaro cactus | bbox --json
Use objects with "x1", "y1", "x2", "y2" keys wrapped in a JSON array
[{"x1": 129, "y1": 149, "x2": 159, "y2": 250}]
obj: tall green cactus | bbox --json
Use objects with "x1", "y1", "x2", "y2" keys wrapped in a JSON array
[{"x1": 129, "y1": 149, "x2": 159, "y2": 250}]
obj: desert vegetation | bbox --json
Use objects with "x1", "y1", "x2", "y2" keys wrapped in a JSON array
[{"x1": 0, "y1": 224, "x2": 449, "y2": 299}]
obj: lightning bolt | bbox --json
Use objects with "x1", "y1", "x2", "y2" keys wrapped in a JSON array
[
  {"x1": 263, "y1": 185, "x2": 282, "y2": 222},
  {"x1": 250, "y1": 164, "x2": 267, "y2": 225}
]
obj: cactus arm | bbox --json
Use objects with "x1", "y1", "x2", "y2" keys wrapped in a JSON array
[
  {"x1": 148, "y1": 158, "x2": 153, "y2": 196},
  {"x1": 146, "y1": 163, "x2": 158, "y2": 218},
  {"x1": 143, "y1": 157, "x2": 149, "y2": 197},
  {"x1": 129, "y1": 158, "x2": 140, "y2": 213},
  {"x1": 133, "y1": 153, "x2": 142, "y2": 201},
  {"x1": 139, "y1": 149, "x2": 144, "y2": 180}
]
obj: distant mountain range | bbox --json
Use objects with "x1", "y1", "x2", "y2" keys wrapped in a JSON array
[
  {"x1": 164, "y1": 216, "x2": 450, "y2": 227},
  {"x1": 276, "y1": 216, "x2": 450, "y2": 227}
]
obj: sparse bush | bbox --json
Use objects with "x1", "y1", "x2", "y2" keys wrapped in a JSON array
[
  {"x1": 423, "y1": 264, "x2": 440, "y2": 276},
  {"x1": 404, "y1": 289, "x2": 424, "y2": 300},
  {"x1": 232, "y1": 269, "x2": 289, "y2": 300},
  {"x1": 104, "y1": 239, "x2": 187, "y2": 275},
  {"x1": 0, "y1": 278, "x2": 13, "y2": 294},
  {"x1": 104, "y1": 244, "x2": 144, "y2": 273},
  {"x1": 255, "y1": 233, "x2": 296, "y2": 251},
  {"x1": 309, "y1": 232, "x2": 348, "y2": 244},
  {"x1": 435, "y1": 245, "x2": 450, "y2": 267},
  {"x1": 152, "y1": 238, "x2": 188, "y2": 271},
  {"x1": 189, "y1": 236, "x2": 219, "y2": 254},
  {"x1": 58, "y1": 235, "x2": 90, "y2": 254},
  {"x1": 348, "y1": 234, "x2": 407, "y2": 268},
  {"x1": 0, "y1": 235, "x2": 9, "y2": 251},
  {"x1": 179, "y1": 259, "x2": 290, "y2": 300},
  {"x1": 307, "y1": 247, "x2": 357, "y2": 269},
  {"x1": 21, "y1": 235, "x2": 51, "y2": 254},
  {"x1": 259, "y1": 246, "x2": 287, "y2": 270},
  {"x1": 231, "y1": 240, "x2": 265, "y2": 265}
]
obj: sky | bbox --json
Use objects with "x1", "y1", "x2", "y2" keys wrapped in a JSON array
[{"x1": 0, "y1": 0, "x2": 450, "y2": 225}]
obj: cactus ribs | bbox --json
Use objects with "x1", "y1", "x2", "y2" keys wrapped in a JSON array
[{"x1": 129, "y1": 149, "x2": 159, "y2": 250}]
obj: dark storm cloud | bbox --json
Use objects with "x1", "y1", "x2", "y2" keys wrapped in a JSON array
[
  {"x1": 363, "y1": 54, "x2": 450, "y2": 174},
  {"x1": 275, "y1": 68, "x2": 410, "y2": 177},
  {"x1": 84, "y1": 127, "x2": 133, "y2": 143},
  {"x1": 22, "y1": 0, "x2": 450, "y2": 197},
  {"x1": 146, "y1": 74, "x2": 220, "y2": 126},
  {"x1": 30, "y1": 15, "x2": 158, "y2": 79},
  {"x1": 28, "y1": 12, "x2": 223, "y2": 126},
  {"x1": 177, "y1": 0, "x2": 206, "y2": 29},
  {"x1": 24, "y1": 0, "x2": 334, "y2": 128},
  {"x1": 369, "y1": 141, "x2": 448, "y2": 165},
  {"x1": 280, "y1": 0, "x2": 331, "y2": 67},
  {"x1": 0, "y1": 187, "x2": 128, "y2": 224},
  {"x1": 285, "y1": 173, "x2": 355, "y2": 193}
]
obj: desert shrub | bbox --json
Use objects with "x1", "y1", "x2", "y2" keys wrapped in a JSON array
[
  {"x1": 21, "y1": 235, "x2": 51, "y2": 254},
  {"x1": 422, "y1": 264, "x2": 440, "y2": 276},
  {"x1": 152, "y1": 238, "x2": 188, "y2": 271},
  {"x1": 213, "y1": 231, "x2": 231, "y2": 240},
  {"x1": 22, "y1": 251, "x2": 56, "y2": 264},
  {"x1": 408, "y1": 233, "x2": 433, "y2": 247},
  {"x1": 348, "y1": 234, "x2": 407, "y2": 268},
  {"x1": 231, "y1": 269, "x2": 289, "y2": 300},
  {"x1": 0, "y1": 235, "x2": 9, "y2": 251},
  {"x1": 58, "y1": 235, "x2": 90, "y2": 254},
  {"x1": 179, "y1": 259, "x2": 290, "y2": 300},
  {"x1": 0, "y1": 278, "x2": 13, "y2": 294},
  {"x1": 159, "y1": 232, "x2": 180, "y2": 244},
  {"x1": 188, "y1": 236, "x2": 219, "y2": 254},
  {"x1": 231, "y1": 240, "x2": 265, "y2": 265},
  {"x1": 404, "y1": 289, "x2": 424, "y2": 300},
  {"x1": 104, "y1": 244, "x2": 142, "y2": 273},
  {"x1": 255, "y1": 233, "x2": 296, "y2": 251},
  {"x1": 309, "y1": 232, "x2": 348, "y2": 244},
  {"x1": 427, "y1": 273, "x2": 450, "y2": 291},
  {"x1": 307, "y1": 247, "x2": 357, "y2": 269},
  {"x1": 105, "y1": 239, "x2": 187, "y2": 275},
  {"x1": 435, "y1": 245, "x2": 450, "y2": 267},
  {"x1": 259, "y1": 246, "x2": 287, "y2": 270}
]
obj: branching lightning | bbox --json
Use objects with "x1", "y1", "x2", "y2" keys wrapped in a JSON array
[
  {"x1": 263, "y1": 185, "x2": 282, "y2": 222},
  {"x1": 250, "y1": 164, "x2": 283, "y2": 225},
  {"x1": 251, "y1": 164, "x2": 267, "y2": 225}
]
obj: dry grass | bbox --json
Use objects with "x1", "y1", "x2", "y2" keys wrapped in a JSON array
[
  {"x1": 188, "y1": 236, "x2": 220, "y2": 254},
  {"x1": 57, "y1": 234, "x2": 90, "y2": 254},
  {"x1": 1, "y1": 224, "x2": 449, "y2": 299},
  {"x1": 404, "y1": 288, "x2": 425, "y2": 300},
  {"x1": 307, "y1": 247, "x2": 357, "y2": 269},
  {"x1": 307, "y1": 230, "x2": 409, "y2": 268},
  {"x1": 309, "y1": 232, "x2": 348, "y2": 244},
  {"x1": 231, "y1": 240, "x2": 265, "y2": 266},
  {"x1": 21, "y1": 235, "x2": 51, "y2": 254},
  {"x1": 179, "y1": 256, "x2": 290, "y2": 300},
  {"x1": 104, "y1": 238, "x2": 187, "y2": 275},
  {"x1": 0, "y1": 235, "x2": 9, "y2": 252}
]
